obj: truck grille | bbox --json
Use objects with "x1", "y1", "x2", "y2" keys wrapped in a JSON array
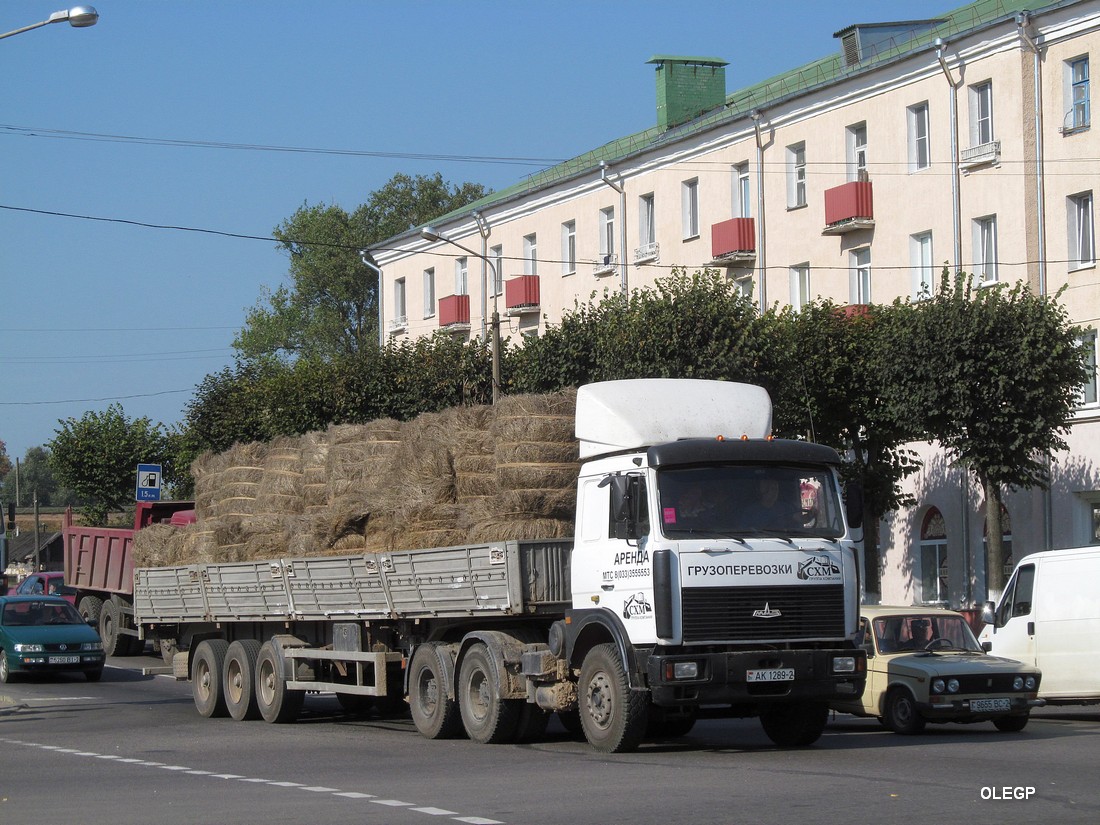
[{"x1": 681, "y1": 584, "x2": 845, "y2": 643}]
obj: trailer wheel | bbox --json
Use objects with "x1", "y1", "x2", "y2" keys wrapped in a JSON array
[
  {"x1": 77, "y1": 596, "x2": 103, "y2": 625},
  {"x1": 409, "y1": 643, "x2": 463, "y2": 739},
  {"x1": 578, "y1": 643, "x2": 647, "y2": 753},
  {"x1": 223, "y1": 640, "x2": 262, "y2": 721},
  {"x1": 255, "y1": 641, "x2": 303, "y2": 724},
  {"x1": 192, "y1": 639, "x2": 230, "y2": 718},
  {"x1": 458, "y1": 643, "x2": 521, "y2": 744},
  {"x1": 760, "y1": 701, "x2": 829, "y2": 747},
  {"x1": 99, "y1": 601, "x2": 128, "y2": 657}
]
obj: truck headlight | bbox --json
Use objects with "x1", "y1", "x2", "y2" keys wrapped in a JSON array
[
  {"x1": 671, "y1": 661, "x2": 699, "y2": 680},
  {"x1": 832, "y1": 656, "x2": 856, "y2": 674}
]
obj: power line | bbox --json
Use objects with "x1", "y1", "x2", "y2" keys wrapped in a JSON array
[{"x1": 0, "y1": 388, "x2": 193, "y2": 407}]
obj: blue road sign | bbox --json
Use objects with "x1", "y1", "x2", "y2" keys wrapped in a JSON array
[{"x1": 136, "y1": 463, "x2": 162, "y2": 501}]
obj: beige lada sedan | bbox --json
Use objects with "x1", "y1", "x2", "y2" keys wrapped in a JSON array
[{"x1": 831, "y1": 605, "x2": 1043, "y2": 734}]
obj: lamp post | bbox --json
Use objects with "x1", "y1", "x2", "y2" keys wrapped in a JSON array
[
  {"x1": 421, "y1": 225, "x2": 501, "y2": 404},
  {"x1": 0, "y1": 6, "x2": 98, "y2": 40}
]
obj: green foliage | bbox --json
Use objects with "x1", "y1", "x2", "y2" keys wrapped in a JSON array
[
  {"x1": 48, "y1": 405, "x2": 174, "y2": 525},
  {"x1": 0, "y1": 439, "x2": 11, "y2": 480},
  {"x1": 354, "y1": 172, "x2": 490, "y2": 243},
  {"x1": 0, "y1": 446, "x2": 74, "y2": 508}
]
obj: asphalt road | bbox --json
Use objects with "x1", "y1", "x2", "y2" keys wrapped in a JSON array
[{"x1": 1, "y1": 652, "x2": 1098, "y2": 825}]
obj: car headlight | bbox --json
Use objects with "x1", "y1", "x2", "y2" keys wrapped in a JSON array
[
  {"x1": 1025, "y1": 676, "x2": 1037, "y2": 691},
  {"x1": 81, "y1": 641, "x2": 104, "y2": 652},
  {"x1": 932, "y1": 678, "x2": 945, "y2": 694},
  {"x1": 947, "y1": 678, "x2": 960, "y2": 693},
  {"x1": 14, "y1": 643, "x2": 45, "y2": 653},
  {"x1": 1013, "y1": 676, "x2": 1025, "y2": 690}
]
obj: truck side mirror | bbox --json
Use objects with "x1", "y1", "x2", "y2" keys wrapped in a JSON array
[
  {"x1": 609, "y1": 475, "x2": 644, "y2": 541},
  {"x1": 844, "y1": 480, "x2": 864, "y2": 530},
  {"x1": 981, "y1": 600, "x2": 997, "y2": 627}
]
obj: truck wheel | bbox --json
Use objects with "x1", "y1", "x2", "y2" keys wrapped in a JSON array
[
  {"x1": 409, "y1": 643, "x2": 462, "y2": 739},
  {"x1": 78, "y1": 596, "x2": 103, "y2": 625},
  {"x1": 993, "y1": 714, "x2": 1029, "y2": 732},
  {"x1": 99, "y1": 601, "x2": 128, "y2": 657},
  {"x1": 458, "y1": 643, "x2": 521, "y2": 744},
  {"x1": 760, "y1": 702, "x2": 829, "y2": 747},
  {"x1": 192, "y1": 639, "x2": 230, "y2": 718},
  {"x1": 883, "y1": 688, "x2": 926, "y2": 735},
  {"x1": 223, "y1": 640, "x2": 262, "y2": 721},
  {"x1": 578, "y1": 643, "x2": 647, "y2": 753},
  {"x1": 255, "y1": 641, "x2": 303, "y2": 724}
]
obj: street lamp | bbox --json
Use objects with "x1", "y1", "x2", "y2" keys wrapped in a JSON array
[
  {"x1": 0, "y1": 6, "x2": 99, "y2": 40},
  {"x1": 421, "y1": 225, "x2": 502, "y2": 404}
]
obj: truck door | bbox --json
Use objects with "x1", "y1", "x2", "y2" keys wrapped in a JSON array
[{"x1": 990, "y1": 562, "x2": 1037, "y2": 668}]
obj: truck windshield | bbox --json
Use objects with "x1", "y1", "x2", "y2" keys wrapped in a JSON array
[{"x1": 657, "y1": 464, "x2": 845, "y2": 539}]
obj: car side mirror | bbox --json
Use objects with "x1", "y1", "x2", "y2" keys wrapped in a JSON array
[{"x1": 981, "y1": 641, "x2": 992, "y2": 652}]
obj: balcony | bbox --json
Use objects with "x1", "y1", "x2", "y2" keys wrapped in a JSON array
[
  {"x1": 634, "y1": 241, "x2": 660, "y2": 264},
  {"x1": 822, "y1": 181, "x2": 874, "y2": 235},
  {"x1": 505, "y1": 275, "x2": 540, "y2": 316},
  {"x1": 709, "y1": 218, "x2": 755, "y2": 264},
  {"x1": 387, "y1": 315, "x2": 407, "y2": 334},
  {"x1": 438, "y1": 294, "x2": 471, "y2": 333},
  {"x1": 594, "y1": 253, "x2": 618, "y2": 277},
  {"x1": 960, "y1": 139, "x2": 1000, "y2": 170}
]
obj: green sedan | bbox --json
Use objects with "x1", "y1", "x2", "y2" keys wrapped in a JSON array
[{"x1": 0, "y1": 595, "x2": 106, "y2": 683}]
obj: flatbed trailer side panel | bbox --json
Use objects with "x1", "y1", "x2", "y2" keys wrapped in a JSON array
[{"x1": 134, "y1": 539, "x2": 572, "y2": 625}]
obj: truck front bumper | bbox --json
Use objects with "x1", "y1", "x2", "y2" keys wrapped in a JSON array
[{"x1": 645, "y1": 648, "x2": 865, "y2": 707}]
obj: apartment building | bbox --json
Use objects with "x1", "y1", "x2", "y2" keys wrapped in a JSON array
[{"x1": 372, "y1": 0, "x2": 1100, "y2": 608}]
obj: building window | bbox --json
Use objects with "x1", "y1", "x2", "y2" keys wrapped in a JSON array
[
  {"x1": 920, "y1": 508, "x2": 948, "y2": 605},
  {"x1": 561, "y1": 221, "x2": 576, "y2": 276},
  {"x1": 969, "y1": 81, "x2": 994, "y2": 147},
  {"x1": 786, "y1": 143, "x2": 807, "y2": 208},
  {"x1": 907, "y1": 102, "x2": 930, "y2": 171},
  {"x1": 790, "y1": 263, "x2": 810, "y2": 311},
  {"x1": 846, "y1": 122, "x2": 867, "y2": 181},
  {"x1": 394, "y1": 278, "x2": 407, "y2": 326},
  {"x1": 455, "y1": 256, "x2": 468, "y2": 296},
  {"x1": 973, "y1": 215, "x2": 998, "y2": 284},
  {"x1": 600, "y1": 206, "x2": 616, "y2": 258},
  {"x1": 911, "y1": 232, "x2": 934, "y2": 299},
  {"x1": 1079, "y1": 329, "x2": 1098, "y2": 406},
  {"x1": 523, "y1": 234, "x2": 537, "y2": 276},
  {"x1": 1067, "y1": 56, "x2": 1090, "y2": 130},
  {"x1": 639, "y1": 194, "x2": 655, "y2": 246},
  {"x1": 733, "y1": 163, "x2": 751, "y2": 218},
  {"x1": 422, "y1": 268, "x2": 435, "y2": 318},
  {"x1": 682, "y1": 178, "x2": 699, "y2": 239},
  {"x1": 1069, "y1": 191, "x2": 1095, "y2": 270},
  {"x1": 850, "y1": 247, "x2": 871, "y2": 304},
  {"x1": 490, "y1": 245, "x2": 503, "y2": 296},
  {"x1": 734, "y1": 274, "x2": 753, "y2": 300}
]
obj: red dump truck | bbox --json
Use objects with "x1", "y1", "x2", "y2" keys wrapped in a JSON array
[{"x1": 63, "y1": 501, "x2": 195, "y2": 655}]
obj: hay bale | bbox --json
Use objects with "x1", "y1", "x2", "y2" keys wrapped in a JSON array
[
  {"x1": 132, "y1": 524, "x2": 183, "y2": 568},
  {"x1": 496, "y1": 462, "x2": 578, "y2": 491}
]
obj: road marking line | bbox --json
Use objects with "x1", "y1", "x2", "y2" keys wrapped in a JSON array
[
  {"x1": 411, "y1": 807, "x2": 458, "y2": 815},
  {"x1": 454, "y1": 818, "x2": 505, "y2": 825},
  {"x1": 370, "y1": 799, "x2": 413, "y2": 806},
  {"x1": 299, "y1": 786, "x2": 341, "y2": 792},
  {"x1": 333, "y1": 792, "x2": 376, "y2": 799}
]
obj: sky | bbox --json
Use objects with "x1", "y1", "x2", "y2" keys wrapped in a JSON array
[{"x1": 0, "y1": 0, "x2": 957, "y2": 463}]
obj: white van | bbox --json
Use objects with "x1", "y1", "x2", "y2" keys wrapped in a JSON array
[{"x1": 979, "y1": 546, "x2": 1100, "y2": 704}]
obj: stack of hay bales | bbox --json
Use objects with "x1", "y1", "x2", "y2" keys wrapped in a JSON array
[{"x1": 133, "y1": 389, "x2": 580, "y2": 568}]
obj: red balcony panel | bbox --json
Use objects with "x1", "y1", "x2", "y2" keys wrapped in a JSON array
[
  {"x1": 711, "y1": 217, "x2": 756, "y2": 258},
  {"x1": 824, "y1": 181, "x2": 874, "y2": 225},
  {"x1": 438, "y1": 294, "x2": 470, "y2": 327},
  {"x1": 505, "y1": 275, "x2": 540, "y2": 309}
]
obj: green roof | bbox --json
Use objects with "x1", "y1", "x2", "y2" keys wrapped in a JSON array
[{"x1": 402, "y1": 0, "x2": 1063, "y2": 238}]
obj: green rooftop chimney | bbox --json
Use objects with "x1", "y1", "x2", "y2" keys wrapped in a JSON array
[{"x1": 647, "y1": 55, "x2": 729, "y2": 130}]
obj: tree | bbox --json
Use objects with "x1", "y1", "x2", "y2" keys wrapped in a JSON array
[
  {"x1": 48, "y1": 405, "x2": 174, "y2": 525},
  {"x1": 883, "y1": 273, "x2": 1090, "y2": 596},
  {"x1": 234, "y1": 173, "x2": 489, "y2": 364},
  {"x1": 0, "y1": 446, "x2": 73, "y2": 508},
  {"x1": 0, "y1": 439, "x2": 11, "y2": 482}
]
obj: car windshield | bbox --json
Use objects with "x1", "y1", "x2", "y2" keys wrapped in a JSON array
[
  {"x1": 872, "y1": 614, "x2": 983, "y2": 653},
  {"x1": 2, "y1": 600, "x2": 85, "y2": 627},
  {"x1": 658, "y1": 464, "x2": 845, "y2": 539}
]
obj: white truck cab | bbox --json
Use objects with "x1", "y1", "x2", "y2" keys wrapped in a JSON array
[{"x1": 558, "y1": 379, "x2": 865, "y2": 748}]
